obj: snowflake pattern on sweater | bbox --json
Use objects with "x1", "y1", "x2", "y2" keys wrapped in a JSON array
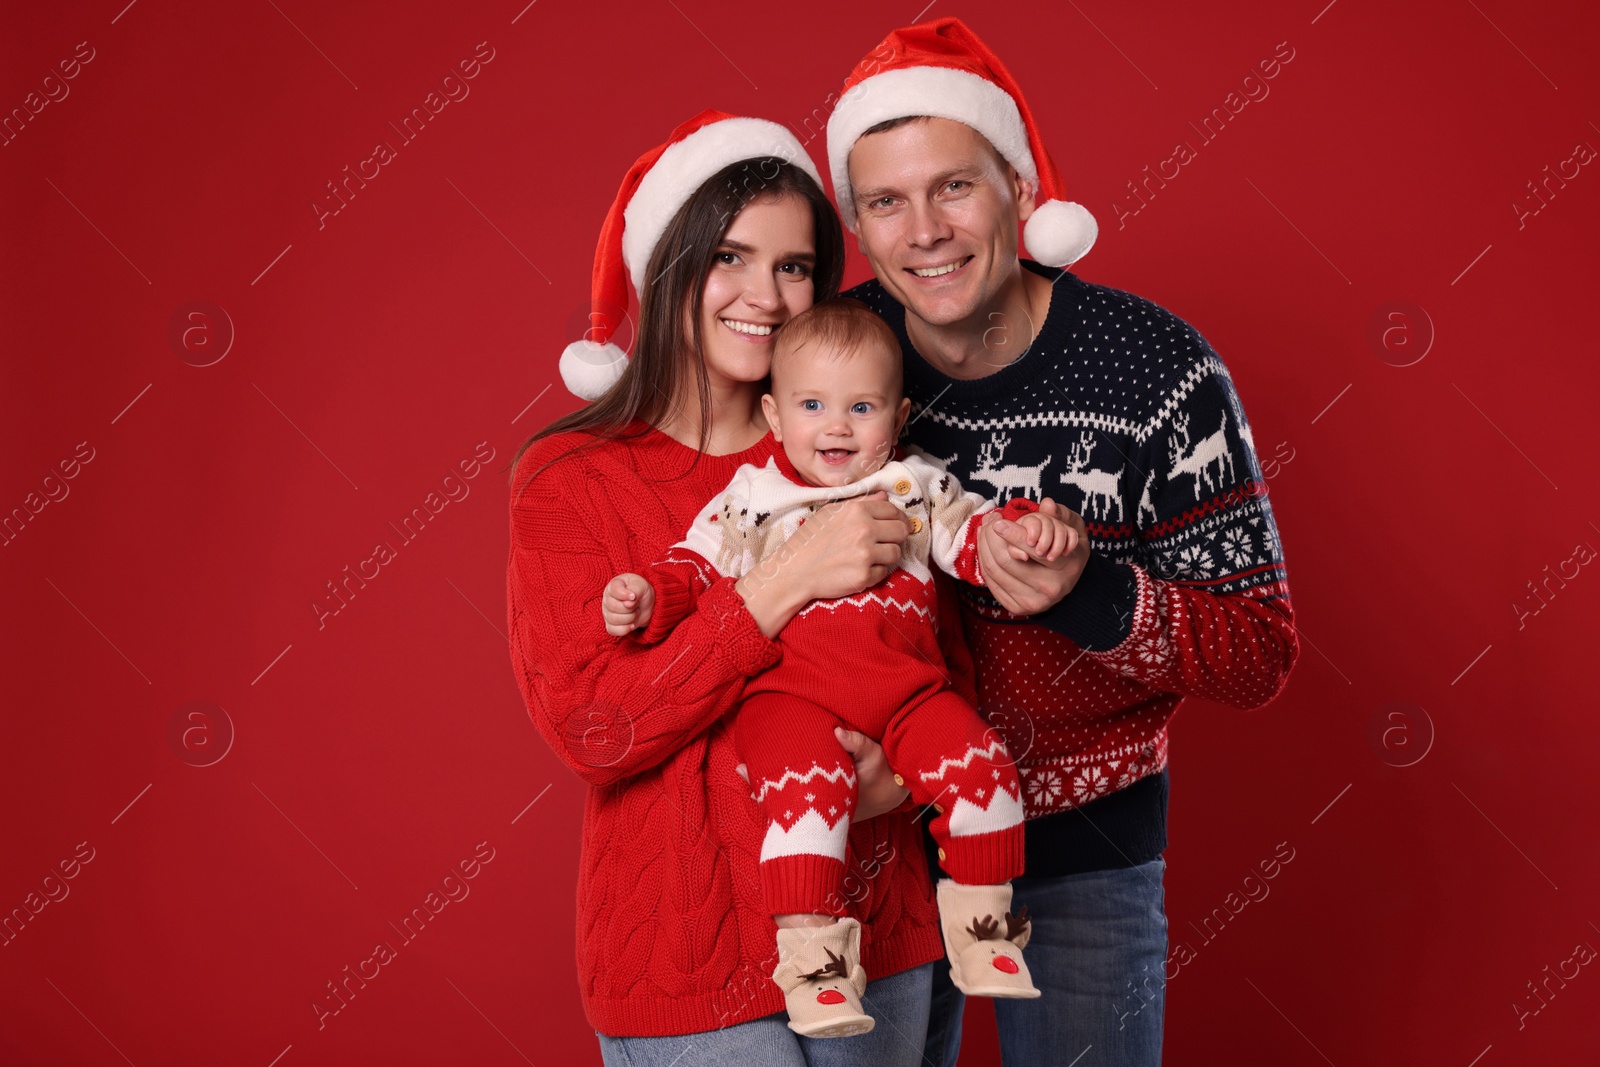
[{"x1": 847, "y1": 263, "x2": 1299, "y2": 819}]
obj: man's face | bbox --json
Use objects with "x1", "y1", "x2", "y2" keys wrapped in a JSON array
[{"x1": 847, "y1": 117, "x2": 1036, "y2": 331}]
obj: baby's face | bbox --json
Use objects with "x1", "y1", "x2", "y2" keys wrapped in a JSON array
[{"x1": 763, "y1": 341, "x2": 910, "y2": 487}]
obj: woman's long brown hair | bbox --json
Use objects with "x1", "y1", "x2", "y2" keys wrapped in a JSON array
[{"x1": 508, "y1": 158, "x2": 844, "y2": 493}]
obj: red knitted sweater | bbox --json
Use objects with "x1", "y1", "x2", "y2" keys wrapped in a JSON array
[{"x1": 506, "y1": 419, "x2": 947, "y2": 1037}]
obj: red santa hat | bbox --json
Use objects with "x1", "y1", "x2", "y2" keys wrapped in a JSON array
[
  {"x1": 824, "y1": 17, "x2": 1096, "y2": 268},
  {"x1": 560, "y1": 109, "x2": 823, "y2": 401}
]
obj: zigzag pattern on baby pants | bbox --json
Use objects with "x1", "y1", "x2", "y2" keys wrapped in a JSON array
[{"x1": 736, "y1": 689, "x2": 1026, "y2": 916}]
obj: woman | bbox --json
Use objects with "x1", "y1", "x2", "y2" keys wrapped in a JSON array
[{"x1": 506, "y1": 111, "x2": 970, "y2": 1063}]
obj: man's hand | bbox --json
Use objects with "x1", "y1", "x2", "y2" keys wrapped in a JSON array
[
  {"x1": 978, "y1": 497, "x2": 1090, "y2": 615},
  {"x1": 834, "y1": 727, "x2": 908, "y2": 822},
  {"x1": 601, "y1": 573, "x2": 655, "y2": 637}
]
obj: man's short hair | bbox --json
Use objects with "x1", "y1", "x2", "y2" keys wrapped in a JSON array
[
  {"x1": 862, "y1": 116, "x2": 924, "y2": 138},
  {"x1": 859, "y1": 115, "x2": 1012, "y2": 176},
  {"x1": 772, "y1": 298, "x2": 901, "y2": 383}
]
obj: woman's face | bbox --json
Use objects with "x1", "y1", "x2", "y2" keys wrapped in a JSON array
[{"x1": 694, "y1": 194, "x2": 818, "y2": 391}]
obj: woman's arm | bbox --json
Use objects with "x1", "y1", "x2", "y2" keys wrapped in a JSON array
[
  {"x1": 509, "y1": 453, "x2": 782, "y2": 788},
  {"x1": 508, "y1": 454, "x2": 913, "y2": 789}
]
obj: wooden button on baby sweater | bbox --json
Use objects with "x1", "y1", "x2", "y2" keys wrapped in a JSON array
[
  {"x1": 908, "y1": 516, "x2": 923, "y2": 533},
  {"x1": 892, "y1": 478, "x2": 911, "y2": 495}
]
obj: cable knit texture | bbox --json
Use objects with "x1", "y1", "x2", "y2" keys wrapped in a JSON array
[{"x1": 506, "y1": 421, "x2": 945, "y2": 1037}]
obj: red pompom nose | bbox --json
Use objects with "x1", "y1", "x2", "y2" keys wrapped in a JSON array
[
  {"x1": 992, "y1": 956, "x2": 1020, "y2": 974},
  {"x1": 817, "y1": 989, "x2": 847, "y2": 1004}
]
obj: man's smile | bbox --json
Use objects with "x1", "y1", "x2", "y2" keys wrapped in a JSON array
[{"x1": 907, "y1": 256, "x2": 973, "y2": 279}]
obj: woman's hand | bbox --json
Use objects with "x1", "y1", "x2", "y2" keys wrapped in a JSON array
[
  {"x1": 789, "y1": 491, "x2": 912, "y2": 600},
  {"x1": 735, "y1": 490, "x2": 910, "y2": 638},
  {"x1": 835, "y1": 727, "x2": 909, "y2": 822}
]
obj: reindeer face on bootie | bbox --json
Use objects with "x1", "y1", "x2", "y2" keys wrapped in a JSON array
[
  {"x1": 771, "y1": 919, "x2": 875, "y2": 1038},
  {"x1": 936, "y1": 881, "x2": 1043, "y2": 999},
  {"x1": 949, "y1": 908, "x2": 1040, "y2": 998},
  {"x1": 968, "y1": 910, "x2": 1033, "y2": 952},
  {"x1": 803, "y1": 949, "x2": 860, "y2": 1009}
]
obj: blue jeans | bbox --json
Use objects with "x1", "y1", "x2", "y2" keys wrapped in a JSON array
[
  {"x1": 925, "y1": 858, "x2": 1168, "y2": 1067},
  {"x1": 598, "y1": 961, "x2": 934, "y2": 1066}
]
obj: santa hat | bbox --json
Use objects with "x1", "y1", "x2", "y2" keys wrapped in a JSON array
[
  {"x1": 560, "y1": 109, "x2": 823, "y2": 400},
  {"x1": 824, "y1": 17, "x2": 1096, "y2": 268}
]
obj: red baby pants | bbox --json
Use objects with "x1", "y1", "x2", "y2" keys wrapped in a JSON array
[{"x1": 736, "y1": 685, "x2": 1026, "y2": 916}]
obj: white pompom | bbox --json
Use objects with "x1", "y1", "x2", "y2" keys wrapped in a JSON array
[
  {"x1": 560, "y1": 340, "x2": 627, "y2": 403},
  {"x1": 559, "y1": 340, "x2": 628, "y2": 401},
  {"x1": 1023, "y1": 200, "x2": 1098, "y2": 267}
]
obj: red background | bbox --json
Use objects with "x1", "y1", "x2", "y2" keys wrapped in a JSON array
[{"x1": 3, "y1": 1, "x2": 1597, "y2": 1064}]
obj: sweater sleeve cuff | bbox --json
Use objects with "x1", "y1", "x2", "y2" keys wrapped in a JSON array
[
  {"x1": 634, "y1": 571, "x2": 695, "y2": 645},
  {"x1": 998, "y1": 497, "x2": 1040, "y2": 522},
  {"x1": 699, "y1": 578, "x2": 783, "y2": 676},
  {"x1": 1035, "y1": 552, "x2": 1138, "y2": 651}
]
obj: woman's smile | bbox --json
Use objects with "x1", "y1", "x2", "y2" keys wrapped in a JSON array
[{"x1": 720, "y1": 317, "x2": 778, "y2": 339}]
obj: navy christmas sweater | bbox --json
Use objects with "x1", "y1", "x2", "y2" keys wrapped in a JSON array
[{"x1": 848, "y1": 262, "x2": 1298, "y2": 875}]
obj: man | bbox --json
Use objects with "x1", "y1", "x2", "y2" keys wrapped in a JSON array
[{"x1": 826, "y1": 18, "x2": 1299, "y2": 1066}]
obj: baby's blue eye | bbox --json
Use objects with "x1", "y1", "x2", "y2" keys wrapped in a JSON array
[
  {"x1": 801, "y1": 399, "x2": 821, "y2": 411},
  {"x1": 851, "y1": 402, "x2": 872, "y2": 414}
]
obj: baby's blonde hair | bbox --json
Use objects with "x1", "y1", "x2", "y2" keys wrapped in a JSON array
[{"x1": 771, "y1": 298, "x2": 902, "y2": 390}]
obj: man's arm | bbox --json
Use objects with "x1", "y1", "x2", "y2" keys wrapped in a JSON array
[{"x1": 983, "y1": 354, "x2": 1298, "y2": 711}]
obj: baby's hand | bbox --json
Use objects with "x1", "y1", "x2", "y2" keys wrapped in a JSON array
[
  {"x1": 602, "y1": 573, "x2": 655, "y2": 636},
  {"x1": 1014, "y1": 511, "x2": 1077, "y2": 562}
]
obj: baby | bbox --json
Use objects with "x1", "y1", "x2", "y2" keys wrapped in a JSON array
[{"x1": 602, "y1": 299, "x2": 1073, "y2": 1038}]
